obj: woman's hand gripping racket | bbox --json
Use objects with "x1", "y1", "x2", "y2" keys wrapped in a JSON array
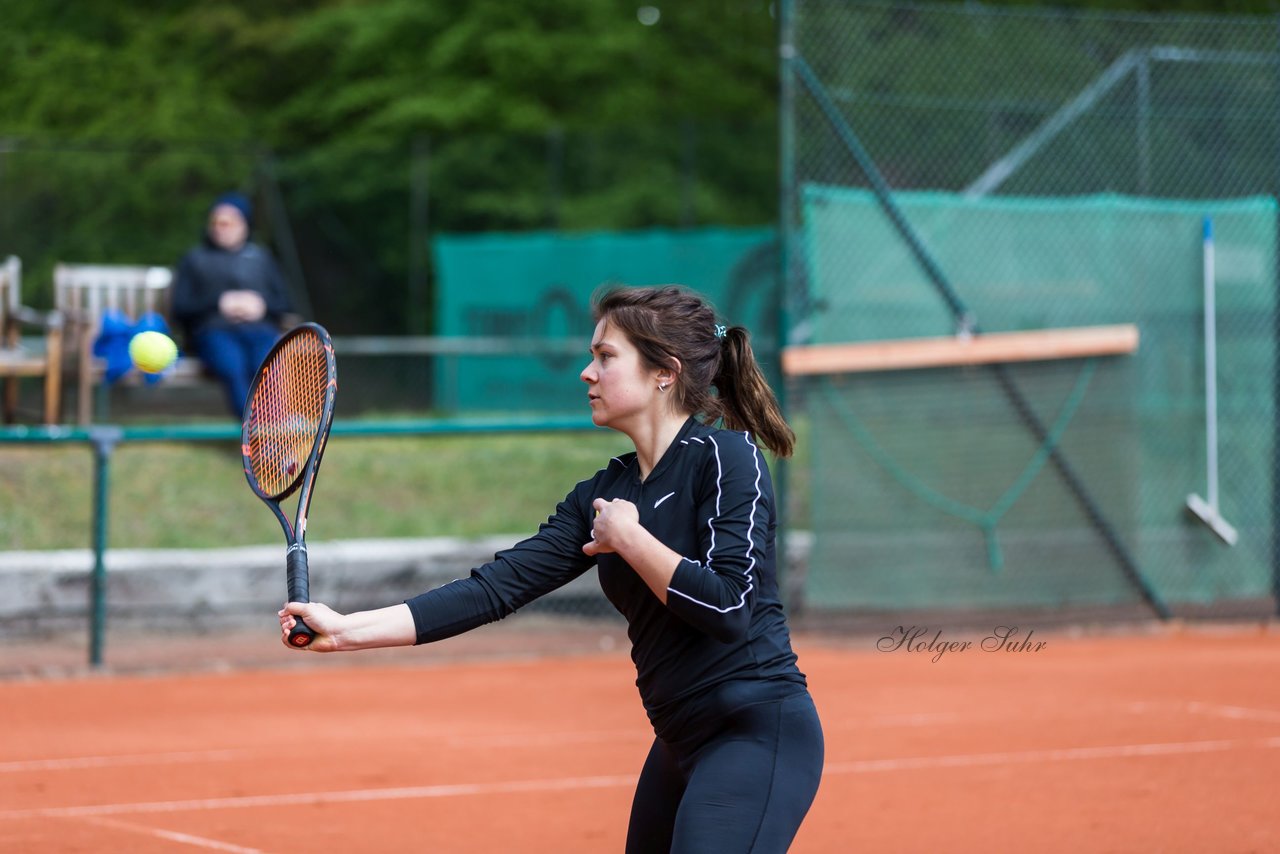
[{"x1": 241, "y1": 322, "x2": 337, "y2": 648}]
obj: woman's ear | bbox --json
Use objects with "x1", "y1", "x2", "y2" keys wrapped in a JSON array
[{"x1": 656, "y1": 358, "x2": 680, "y2": 389}]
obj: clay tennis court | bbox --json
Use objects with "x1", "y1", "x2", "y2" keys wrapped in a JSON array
[{"x1": 2, "y1": 620, "x2": 1277, "y2": 853}]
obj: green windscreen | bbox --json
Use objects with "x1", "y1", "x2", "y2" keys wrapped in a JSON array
[{"x1": 432, "y1": 227, "x2": 777, "y2": 413}]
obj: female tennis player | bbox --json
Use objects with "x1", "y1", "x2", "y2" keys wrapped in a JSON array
[{"x1": 279, "y1": 285, "x2": 824, "y2": 852}]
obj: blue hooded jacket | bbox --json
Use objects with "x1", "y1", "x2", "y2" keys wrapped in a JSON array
[{"x1": 171, "y1": 193, "x2": 292, "y2": 339}]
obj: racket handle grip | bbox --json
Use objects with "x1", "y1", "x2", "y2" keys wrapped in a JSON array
[{"x1": 286, "y1": 545, "x2": 315, "y2": 648}]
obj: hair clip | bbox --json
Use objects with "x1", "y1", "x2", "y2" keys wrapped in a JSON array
[{"x1": 714, "y1": 324, "x2": 727, "y2": 338}]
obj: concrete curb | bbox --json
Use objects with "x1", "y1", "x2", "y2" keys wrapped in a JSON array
[
  {"x1": 0, "y1": 533, "x2": 812, "y2": 639},
  {"x1": 0, "y1": 535, "x2": 528, "y2": 637}
]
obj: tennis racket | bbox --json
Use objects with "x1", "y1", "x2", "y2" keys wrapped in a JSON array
[{"x1": 241, "y1": 322, "x2": 338, "y2": 648}]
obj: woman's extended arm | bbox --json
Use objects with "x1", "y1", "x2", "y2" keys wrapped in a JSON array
[
  {"x1": 279, "y1": 602, "x2": 416, "y2": 652},
  {"x1": 282, "y1": 468, "x2": 604, "y2": 652}
]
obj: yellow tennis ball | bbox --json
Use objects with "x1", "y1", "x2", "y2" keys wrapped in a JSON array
[{"x1": 128, "y1": 331, "x2": 178, "y2": 374}]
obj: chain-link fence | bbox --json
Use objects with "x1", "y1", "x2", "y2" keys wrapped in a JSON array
[{"x1": 781, "y1": 0, "x2": 1280, "y2": 620}]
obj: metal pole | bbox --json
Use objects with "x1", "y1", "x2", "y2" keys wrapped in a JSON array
[
  {"x1": 88, "y1": 425, "x2": 122, "y2": 668},
  {"x1": 1273, "y1": 14, "x2": 1280, "y2": 615},
  {"x1": 1137, "y1": 52, "x2": 1152, "y2": 195},
  {"x1": 681, "y1": 119, "x2": 697, "y2": 227},
  {"x1": 778, "y1": 0, "x2": 798, "y2": 333},
  {"x1": 790, "y1": 57, "x2": 971, "y2": 325},
  {"x1": 776, "y1": 0, "x2": 798, "y2": 610},
  {"x1": 408, "y1": 134, "x2": 431, "y2": 337}
]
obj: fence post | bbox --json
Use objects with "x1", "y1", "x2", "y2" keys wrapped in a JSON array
[
  {"x1": 1273, "y1": 15, "x2": 1280, "y2": 617},
  {"x1": 88, "y1": 425, "x2": 122, "y2": 669},
  {"x1": 777, "y1": 0, "x2": 799, "y2": 611},
  {"x1": 409, "y1": 134, "x2": 431, "y2": 336}
]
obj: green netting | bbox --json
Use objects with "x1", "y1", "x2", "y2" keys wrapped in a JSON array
[
  {"x1": 809, "y1": 359, "x2": 1143, "y2": 610},
  {"x1": 803, "y1": 187, "x2": 1276, "y2": 342},
  {"x1": 799, "y1": 190, "x2": 1275, "y2": 612},
  {"x1": 432, "y1": 227, "x2": 777, "y2": 412}
]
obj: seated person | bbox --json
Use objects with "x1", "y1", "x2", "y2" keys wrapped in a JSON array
[{"x1": 172, "y1": 192, "x2": 294, "y2": 419}]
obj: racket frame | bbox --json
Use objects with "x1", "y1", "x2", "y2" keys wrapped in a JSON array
[{"x1": 241, "y1": 322, "x2": 338, "y2": 647}]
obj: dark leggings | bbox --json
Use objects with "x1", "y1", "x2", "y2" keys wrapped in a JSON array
[{"x1": 626, "y1": 690, "x2": 824, "y2": 854}]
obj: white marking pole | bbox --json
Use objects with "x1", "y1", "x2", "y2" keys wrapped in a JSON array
[
  {"x1": 1186, "y1": 216, "x2": 1238, "y2": 545},
  {"x1": 1205, "y1": 216, "x2": 1220, "y2": 510}
]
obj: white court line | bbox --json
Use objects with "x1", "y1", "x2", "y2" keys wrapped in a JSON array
[
  {"x1": 0, "y1": 731, "x2": 650, "y2": 778},
  {"x1": 0, "y1": 750, "x2": 250, "y2": 773},
  {"x1": 1183, "y1": 701, "x2": 1280, "y2": 724},
  {"x1": 0, "y1": 774, "x2": 637, "y2": 820},
  {"x1": 79, "y1": 816, "x2": 264, "y2": 854},
  {"x1": 825, "y1": 735, "x2": 1280, "y2": 774},
  {"x1": 445, "y1": 729, "x2": 643, "y2": 748},
  {"x1": 4, "y1": 736, "x2": 1279, "y2": 821},
  {"x1": 848, "y1": 713, "x2": 963, "y2": 729},
  {"x1": 1123, "y1": 700, "x2": 1280, "y2": 724},
  {"x1": 837, "y1": 701, "x2": 1280, "y2": 732}
]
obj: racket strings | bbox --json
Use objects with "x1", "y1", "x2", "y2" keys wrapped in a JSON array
[{"x1": 246, "y1": 334, "x2": 332, "y2": 498}]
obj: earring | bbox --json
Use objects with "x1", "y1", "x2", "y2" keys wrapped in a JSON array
[{"x1": 658, "y1": 383, "x2": 668, "y2": 392}]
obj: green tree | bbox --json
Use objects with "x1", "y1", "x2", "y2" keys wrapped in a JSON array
[{"x1": 1, "y1": 1, "x2": 780, "y2": 329}]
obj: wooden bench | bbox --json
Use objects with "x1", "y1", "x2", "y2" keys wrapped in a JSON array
[
  {"x1": 0, "y1": 256, "x2": 64, "y2": 425},
  {"x1": 54, "y1": 262, "x2": 212, "y2": 425}
]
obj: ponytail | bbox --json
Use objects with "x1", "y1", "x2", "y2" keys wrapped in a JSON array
[{"x1": 713, "y1": 326, "x2": 795, "y2": 458}]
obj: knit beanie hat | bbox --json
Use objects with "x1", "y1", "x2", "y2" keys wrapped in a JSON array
[{"x1": 211, "y1": 191, "x2": 253, "y2": 228}]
